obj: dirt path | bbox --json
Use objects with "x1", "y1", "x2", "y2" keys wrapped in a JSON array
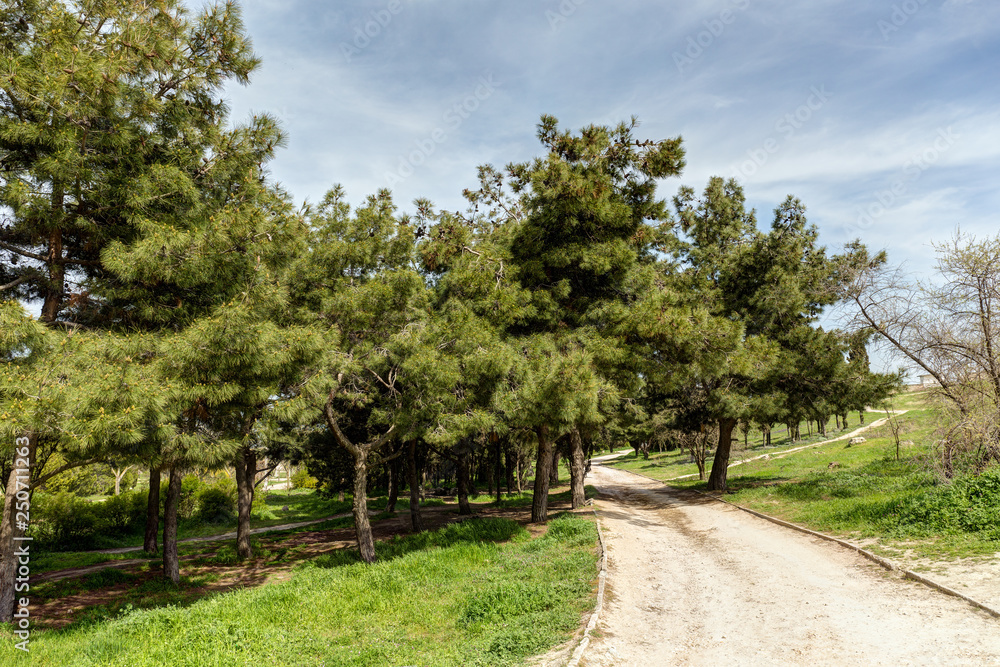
[{"x1": 581, "y1": 465, "x2": 1000, "y2": 666}]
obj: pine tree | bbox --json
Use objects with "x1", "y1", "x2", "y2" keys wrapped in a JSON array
[
  {"x1": 290, "y1": 187, "x2": 427, "y2": 563},
  {"x1": 2, "y1": 0, "x2": 307, "y2": 582},
  {"x1": 0, "y1": 303, "x2": 166, "y2": 619},
  {"x1": 671, "y1": 178, "x2": 885, "y2": 491},
  {"x1": 473, "y1": 116, "x2": 687, "y2": 519},
  {"x1": 1, "y1": 0, "x2": 262, "y2": 325}
]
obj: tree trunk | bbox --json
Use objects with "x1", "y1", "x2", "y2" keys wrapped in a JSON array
[
  {"x1": 532, "y1": 426, "x2": 553, "y2": 523},
  {"x1": 407, "y1": 440, "x2": 423, "y2": 532},
  {"x1": 352, "y1": 451, "x2": 376, "y2": 563},
  {"x1": 143, "y1": 466, "x2": 161, "y2": 554},
  {"x1": 569, "y1": 427, "x2": 587, "y2": 509},
  {"x1": 494, "y1": 433, "x2": 502, "y2": 505},
  {"x1": 235, "y1": 446, "x2": 256, "y2": 560},
  {"x1": 487, "y1": 459, "x2": 494, "y2": 498},
  {"x1": 163, "y1": 467, "x2": 182, "y2": 585},
  {"x1": 549, "y1": 449, "x2": 561, "y2": 485},
  {"x1": 456, "y1": 446, "x2": 472, "y2": 515},
  {"x1": 859, "y1": 410, "x2": 865, "y2": 425},
  {"x1": 0, "y1": 433, "x2": 33, "y2": 623},
  {"x1": 386, "y1": 455, "x2": 400, "y2": 513},
  {"x1": 39, "y1": 184, "x2": 65, "y2": 324},
  {"x1": 505, "y1": 445, "x2": 515, "y2": 495},
  {"x1": 707, "y1": 418, "x2": 738, "y2": 492}
]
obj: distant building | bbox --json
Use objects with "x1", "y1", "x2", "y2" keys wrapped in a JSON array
[
  {"x1": 918, "y1": 374, "x2": 940, "y2": 387},
  {"x1": 906, "y1": 373, "x2": 941, "y2": 391}
]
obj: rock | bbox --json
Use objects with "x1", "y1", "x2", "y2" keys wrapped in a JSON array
[
  {"x1": 282, "y1": 505, "x2": 289, "y2": 511},
  {"x1": 847, "y1": 437, "x2": 866, "y2": 447},
  {"x1": 828, "y1": 462, "x2": 841, "y2": 469},
  {"x1": 900, "y1": 440, "x2": 914, "y2": 446}
]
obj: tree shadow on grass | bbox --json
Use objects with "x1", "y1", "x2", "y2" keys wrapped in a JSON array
[{"x1": 32, "y1": 565, "x2": 266, "y2": 631}]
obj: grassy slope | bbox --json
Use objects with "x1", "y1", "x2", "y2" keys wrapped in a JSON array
[
  {"x1": 608, "y1": 409, "x2": 889, "y2": 481},
  {"x1": 608, "y1": 392, "x2": 1000, "y2": 560},
  {"x1": 2, "y1": 514, "x2": 599, "y2": 666}
]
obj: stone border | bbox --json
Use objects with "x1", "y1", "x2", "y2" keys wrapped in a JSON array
[
  {"x1": 566, "y1": 507, "x2": 609, "y2": 667},
  {"x1": 612, "y1": 466, "x2": 1000, "y2": 621}
]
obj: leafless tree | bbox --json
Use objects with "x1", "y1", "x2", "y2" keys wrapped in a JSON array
[{"x1": 844, "y1": 233, "x2": 1000, "y2": 473}]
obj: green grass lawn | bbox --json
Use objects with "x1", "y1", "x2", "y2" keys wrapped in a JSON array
[
  {"x1": 607, "y1": 392, "x2": 1000, "y2": 560},
  {"x1": 2, "y1": 514, "x2": 600, "y2": 667}
]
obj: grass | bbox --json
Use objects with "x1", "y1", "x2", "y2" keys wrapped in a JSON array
[
  {"x1": 609, "y1": 392, "x2": 1000, "y2": 560},
  {"x1": 29, "y1": 485, "x2": 575, "y2": 577},
  {"x1": 608, "y1": 409, "x2": 889, "y2": 481},
  {"x1": 1, "y1": 514, "x2": 600, "y2": 667}
]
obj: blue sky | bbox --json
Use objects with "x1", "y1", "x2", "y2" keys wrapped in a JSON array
[{"x1": 218, "y1": 0, "x2": 1000, "y2": 369}]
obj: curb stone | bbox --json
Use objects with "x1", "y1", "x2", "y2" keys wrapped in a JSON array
[{"x1": 566, "y1": 508, "x2": 609, "y2": 667}]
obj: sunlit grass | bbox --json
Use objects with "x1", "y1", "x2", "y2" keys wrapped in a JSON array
[{"x1": 2, "y1": 515, "x2": 599, "y2": 667}]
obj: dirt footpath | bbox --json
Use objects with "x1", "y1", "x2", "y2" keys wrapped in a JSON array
[{"x1": 581, "y1": 465, "x2": 1000, "y2": 666}]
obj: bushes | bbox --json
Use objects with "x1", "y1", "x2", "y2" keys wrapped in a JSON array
[
  {"x1": 881, "y1": 466, "x2": 1000, "y2": 536},
  {"x1": 98, "y1": 491, "x2": 148, "y2": 535},
  {"x1": 31, "y1": 492, "x2": 98, "y2": 549},
  {"x1": 290, "y1": 467, "x2": 318, "y2": 490},
  {"x1": 30, "y1": 479, "x2": 249, "y2": 550},
  {"x1": 196, "y1": 482, "x2": 237, "y2": 523},
  {"x1": 30, "y1": 489, "x2": 145, "y2": 550}
]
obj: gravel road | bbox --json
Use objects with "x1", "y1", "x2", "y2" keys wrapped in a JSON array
[{"x1": 581, "y1": 464, "x2": 1000, "y2": 666}]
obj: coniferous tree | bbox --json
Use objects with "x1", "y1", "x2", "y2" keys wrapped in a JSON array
[
  {"x1": 672, "y1": 178, "x2": 891, "y2": 491},
  {"x1": 290, "y1": 187, "x2": 427, "y2": 563},
  {"x1": 491, "y1": 116, "x2": 689, "y2": 519}
]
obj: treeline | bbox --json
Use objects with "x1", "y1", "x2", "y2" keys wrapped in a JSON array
[{"x1": 0, "y1": 0, "x2": 897, "y2": 621}]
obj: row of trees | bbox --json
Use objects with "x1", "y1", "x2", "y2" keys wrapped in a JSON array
[{"x1": 1, "y1": 0, "x2": 897, "y2": 622}]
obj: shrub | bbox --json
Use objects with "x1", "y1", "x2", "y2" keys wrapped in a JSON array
[
  {"x1": 93, "y1": 490, "x2": 146, "y2": 535},
  {"x1": 197, "y1": 484, "x2": 237, "y2": 523},
  {"x1": 881, "y1": 466, "x2": 1000, "y2": 535},
  {"x1": 44, "y1": 459, "x2": 115, "y2": 496},
  {"x1": 290, "y1": 467, "x2": 318, "y2": 490},
  {"x1": 31, "y1": 491, "x2": 98, "y2": 550}
]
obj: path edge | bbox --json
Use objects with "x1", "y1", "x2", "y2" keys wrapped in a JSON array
[{"x1": 565, "y1": 507, "x2": 609, "y2": 667}]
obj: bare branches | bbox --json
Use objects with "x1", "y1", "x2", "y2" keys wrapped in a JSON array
[{"x1": 845, "y1": 231, "x2": 1000, "y2": 471}]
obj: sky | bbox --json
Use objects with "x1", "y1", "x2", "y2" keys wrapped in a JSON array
[{"x1": 213, "y1": 0, "x2": 1000, "y2": 371}]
